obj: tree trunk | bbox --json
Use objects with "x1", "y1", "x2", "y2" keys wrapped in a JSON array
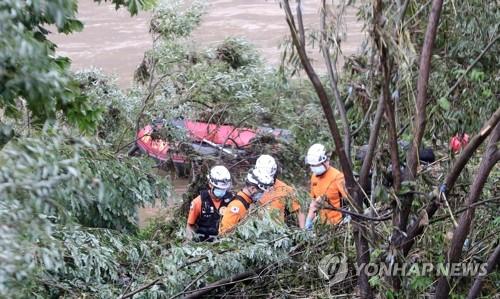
[
  {"x1": 392, "y1": 0, "x2": 444, "y2": 259},
  {"x1": 434, "y1": 123, "x2": 499, "y2": 298},
  {"x1": 406, "y1": 0, "x2": 444, "y2": 179},
  {"x1": 467, "y1": 244, "x2": 500, "y2": 299},
  {"x1": 401, "y1": 107, "x2": 500, "y2": 256},
  {"x1": 282, "y1": 2, "x2": 371, "y2": 297}
]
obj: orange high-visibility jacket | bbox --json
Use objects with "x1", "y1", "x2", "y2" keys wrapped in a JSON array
[
  {"x1": 310, "y1": 166, "x2": 347, "y2": 224},
  {"x1": 218, "y1": 191, "x2": 253, "y2": 235},
  {"x1": 258, "y1": 179, "x2": 301, "y2": 222},
  {"x1": 187, "y1": 194, "x2": 223, "y2": 225}
]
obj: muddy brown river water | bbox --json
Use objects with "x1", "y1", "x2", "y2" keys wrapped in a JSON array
[
  {"x1": 51, "y1": 0, "x2": 363, "y2": 87},
  {"x1": 50, "y1": 0, "x2": 363, "y2": 226}
]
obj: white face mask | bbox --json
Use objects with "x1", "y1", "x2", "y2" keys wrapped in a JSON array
[{"x1": 310, "y1": 164, "x2": 327, "y2": 176}]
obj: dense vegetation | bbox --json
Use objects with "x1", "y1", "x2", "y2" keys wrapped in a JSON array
[{"x1": 0, "y1": 0, "x2": 497, "y2": 298}]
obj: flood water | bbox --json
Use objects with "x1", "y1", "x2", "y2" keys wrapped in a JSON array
[
  {"x1": 50, "y1": 0, "x2": 363, "y2": 87},
  {"x1": 50, "y1": 0, "x2": 363, "y2": 226}
]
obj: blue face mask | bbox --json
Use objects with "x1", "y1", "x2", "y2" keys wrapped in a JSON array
[
  {"x1": 213, "y1": 188, "x2": 227, "y2": 199},
  {"x1": 310, "y1": 164, "x2": 327, "y2": 176},
  {"x1": 251, "y1": 191, "x2": 264, "y2": 202}
]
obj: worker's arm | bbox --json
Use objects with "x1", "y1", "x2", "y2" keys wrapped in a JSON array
[
  {"x1": 185, "y1": 224, "x2": 196, "y2": 240},
  {"x1": 305, "y1": 197, "x2": 320, "y2": 230},
  {"x1": 306, "y1": 198, "x2": 319, "y2": 219},
  {"x1": 337, "y1": 176, "x2": 348, "y2": 199},
  {"x1": 304, "y1": 183, "x2": 317, "y2": 230},
  {"x1": 186, "y1": 197, "x2": 201, "y2": 240}
]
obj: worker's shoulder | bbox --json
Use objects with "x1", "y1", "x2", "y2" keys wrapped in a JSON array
[
  {"x1": 226, "y1": 199, "x2": 246, "y2": 215},
  {"x1": 191, "y1": 195, "x2": 202, "y2": 205},
  {"x1": 274, "y1": 179, "x2": 294, "y2": 191},
  {"x1": 188, "y1": 195, "x2": 202, "y2": 212},
  {"x1": 326, "y1": 167, "x2": 344, "y2": 180}
]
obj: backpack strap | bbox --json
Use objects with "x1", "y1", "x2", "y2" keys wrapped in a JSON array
[
  {"x1": 200, "y1": 190, "x2": 213, "y2": 209},
  {"x1": 220, "y1": 191, "x2": 234, "y2": 206}
]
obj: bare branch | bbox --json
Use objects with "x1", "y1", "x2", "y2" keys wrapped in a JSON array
[
  {"x1": 183, "y1": 269, "x2": 262, "y2": 298},
  {"x1": 444, "y1": 35, "x2": 500, "y2": 100},
  {"x1": 359, "y1": 94, "x2": 384, "y2": 191},
  {"x1": 320, "y1": 0, "x2": 352, "y2": 164},
  {"x1": 323, "y1": 205, "x2": 392, "y2": 222},
  {"x1": 406, "y1": 0, "x2": 445, "y2": 179},
  {"x1": 296, "y1": 0, "x2": 305, "y2": 47},
  {"x1": 429, "y1": 197, "x2": 500, "y2": 224},
  {"x1": 282, "y1": 0, "x2": 355, "y2": 189}
]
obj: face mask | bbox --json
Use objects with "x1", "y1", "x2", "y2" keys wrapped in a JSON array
[
  {"x1": 251, "y1": 191, "x2": 264, "y2": 202},
  {"x1": 310, "y1": 165, "x2": 327, "y2": 176},
  {"x1": 213, "y1": 188, "x2": 227, "y2": 199}
]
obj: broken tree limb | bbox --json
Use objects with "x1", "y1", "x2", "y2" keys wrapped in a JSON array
[
  {"x1": 323, "y1": 205, "x2": 392, "y2": 222},
  {"x1": 429, "y1": 197, "x2": 500, "y2": 225},
  {"x1": 182, "y1": 268, "x2": 262, "y2": 299}
]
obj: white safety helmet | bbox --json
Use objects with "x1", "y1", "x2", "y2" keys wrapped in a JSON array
[
  {"x1": 255, "y1": 154, "x2": 277, "y2": 178},
  {"x1": 207, "y1": 165, "x2": 231, "y2": 189},
  {"x1": 246, "y1": 168, "x2": 274, "y2": 192},
  {"x1": 305, "y1": 143, "x2": 328, "y2": 165}
]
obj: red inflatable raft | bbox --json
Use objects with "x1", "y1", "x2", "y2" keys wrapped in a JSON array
[{"x1": 134, "y1": 119, "x2": 291, "y2": 163}]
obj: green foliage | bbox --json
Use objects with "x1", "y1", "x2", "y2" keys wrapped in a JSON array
[
  {"x1": 1, "y1": 0, "x2": 497, "y2": 297},
  {"x1": 96, "y1": 0, "x2": 157, "y2": 15},
  {"x1": 0, "y1": 0, "x2": 98, "y2": 130},
  {"x1": 2, "y1": 192, "x2": 314, "y2": 298},
  {"x1": 75, "y1": 69, "x2": 139, "y2": 145},
  {"x1": 0, "y1": 131, "x2": 171, "y2": 297},
  {"x1": 417, "y1": 0, "x2": 498, "y2": 135},
  {"x1": 215, "y1": 37, "x2": 262, "y2": 69},
  {"x1": 409, "y1": 276, "x2": 432, "y2": 293},
  {"x1": 0, "y1": 0, "x2": 154, "y2": 135},
  {"x1": 151, "y1": 0, "x2": 204, "y2": 38},
  {"x1": 0, "y1": 132, "x2": 170, "y2": 229}
]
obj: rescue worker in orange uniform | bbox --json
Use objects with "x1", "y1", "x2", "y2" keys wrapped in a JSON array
[
  {"x1": 304, "y1": 143, "x2": 347, "y2": 229},
  {"x1": 254, "y1": 155, "x2": 305, "y2": 228},
  {"x1": 186, "y1": 165, "x2": 233, "y2": 241},
  {"x1": 218, "y1": 168, "x2": 274, "y2": 235}
]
